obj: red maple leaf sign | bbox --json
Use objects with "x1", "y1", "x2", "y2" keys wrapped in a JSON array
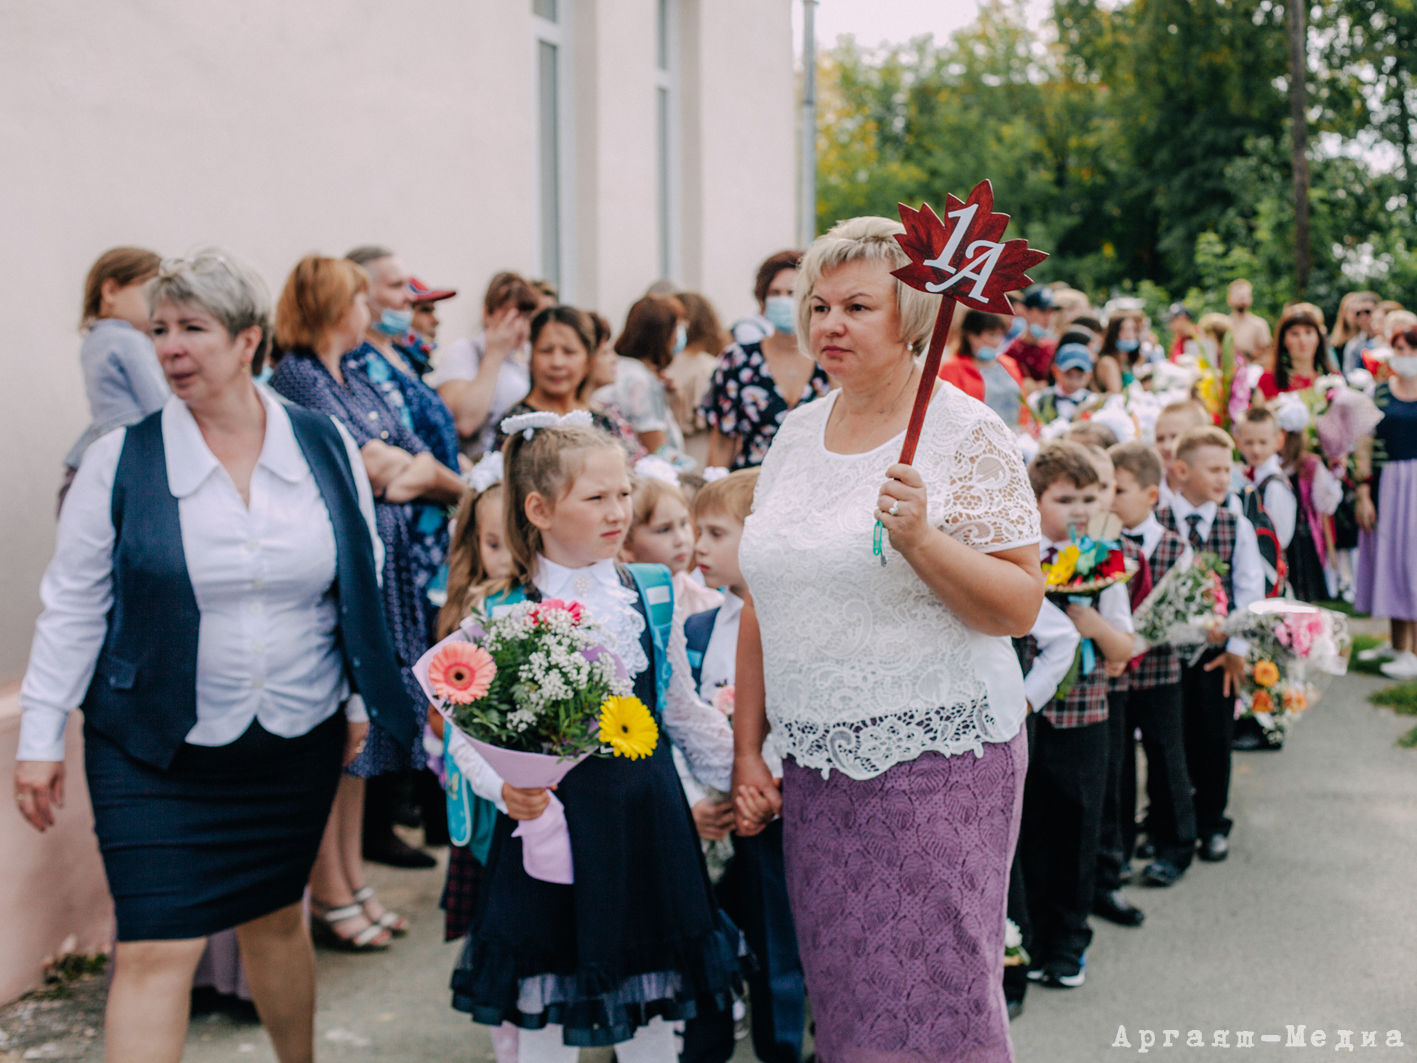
[{"x1": 891, "y1": 180, "x2": 1048, "y2": 316}]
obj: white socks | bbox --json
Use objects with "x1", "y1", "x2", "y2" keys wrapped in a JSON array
[{"x1": 516, "y1": 1018, "x2": 674, "y2": 1063}]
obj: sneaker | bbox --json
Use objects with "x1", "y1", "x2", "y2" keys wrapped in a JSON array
[
  {"x1": 1026, "y1": 966, "x2": 1045, "y2": 983},
  {"x1": 1358, "y1": 643, "x2": 1395, "y2": 663},
  {"x1": 1380, "y1": 651, "x2": 1417, "y2": 680},
  {"x1": 1042, "y1": 955, "x2": 1086, "y2": 988}
]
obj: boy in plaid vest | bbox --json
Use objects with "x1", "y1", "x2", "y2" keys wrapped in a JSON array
[
  {"x1": 1159, "y1": 427, "x2": 1266, "y2": 863},
  {"x1": 1110, "y1": 442, "x2": 1198, "y2": 887},
  {"x1": 1017, "y1": 442, "x2": 1135, "y2": 989}
]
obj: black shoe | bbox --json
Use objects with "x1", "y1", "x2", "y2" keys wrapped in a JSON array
[
  {"x1": 1230, "y1": 728, "x2": 1265, "y2": 751},
  {"x1": 1039, "y1": 955, "x2": 1086, "y2": 988},
  {"x1": 1092, "y1": 889, "x2": 1145, "y2": 927},
  {"x1": 1197, "y1": 833, "x2": 1229, "y2": 862},
  {"x1": 1118, "y1": 863, "x2": 1134, "y2": 886},
  {"x1": 1140, "y1": 860, "x2": 1184, "y2": 887},
  {"x1": 1006, "y1": 996, "x2": 1025, "y2": 1020},
  {"x1": 364, "y1": 832, "x2": 437, "y2": 868},
  {"x1": 1135, "y1": 838, "x2": 1156, "y2": 860}
]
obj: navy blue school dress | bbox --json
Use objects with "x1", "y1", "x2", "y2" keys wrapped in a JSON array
[{"x1": 450, "y1": 566, "x2": 746, "y2": 1047}]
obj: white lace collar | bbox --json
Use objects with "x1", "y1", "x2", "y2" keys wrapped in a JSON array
[{"x1": 533, "y1": 555, "x2": 649, "y2": 679}]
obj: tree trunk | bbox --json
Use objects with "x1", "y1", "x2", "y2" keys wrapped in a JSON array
[{"x1": 1287, "y1": 0, "x2": 1311, "y2": 296}]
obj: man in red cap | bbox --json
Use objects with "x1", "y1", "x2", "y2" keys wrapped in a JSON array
[{"x1": 405, "y1": 276, "x2": 458, "y2": 376}]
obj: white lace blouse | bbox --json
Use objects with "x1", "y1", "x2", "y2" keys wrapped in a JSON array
[{"x1": 739, "y1": 384, "x2": 1041, "y2": 780}]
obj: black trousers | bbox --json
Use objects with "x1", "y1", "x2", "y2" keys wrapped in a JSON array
[
  {"x1": 681, "y1": 821, "x2": 804, "y2": 1063},
  {"x1": 1182, "y1": 651, "x2": 1235, "y2": 839},
  {"x1": 1020, "y1": 714, "x2": 1109, "y2": 964},
  {"x1": 1126, "y1": 680, "x2": 1196, "y2": 867},
  {"x1": 1094, "y1": 691, "x2": 1131, "y2": 894}
]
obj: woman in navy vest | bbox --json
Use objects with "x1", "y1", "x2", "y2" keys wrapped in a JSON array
[{"x1": 13, "y1": 251, "x2": 413, "y2": 1063}]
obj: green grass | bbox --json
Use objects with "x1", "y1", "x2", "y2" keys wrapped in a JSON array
[
  {"x1": 1369, "y1": 681, "x2": 1417, "y2": 716},
  {"x1": 1350, "y1": 633, "x2": 1390, "y2": 676},
  {"x1": 1317, "y1": 598, "x2": 1369, "y2": 619},
  {"x1": 1398, "y1": 724, "x2": 1417, "y2": 749}
]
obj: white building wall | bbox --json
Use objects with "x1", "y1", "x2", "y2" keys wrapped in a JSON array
[{"x1": 0, "y1": 0, "x2": 794, "y2": 1000}]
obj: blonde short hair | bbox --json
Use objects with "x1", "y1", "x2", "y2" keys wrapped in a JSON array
[{"x1": 795, "y1": 216, "x2": 941, "y2": 356}]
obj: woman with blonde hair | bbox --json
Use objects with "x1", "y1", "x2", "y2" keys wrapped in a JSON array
[{"x1": 733, "y1": 216, "x2": 1044, "y2": 1061}]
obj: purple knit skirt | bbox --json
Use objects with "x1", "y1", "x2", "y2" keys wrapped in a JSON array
[
  {"x1": 782, "y1": 728, "x2": 1027, "y2": 1063},
  {"x1": 1356, "y1": 460, "x2": 1417, "y2": 621}
]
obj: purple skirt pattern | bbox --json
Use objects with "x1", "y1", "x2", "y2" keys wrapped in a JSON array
[
  {"x1": 1356, "y1": 460, "x2": 1417, "y2": 621},
  {"x1": 782, "y1": 729, "x2": 1027, "y2": 1063}
]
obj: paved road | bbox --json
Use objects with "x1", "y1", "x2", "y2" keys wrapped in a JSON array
[{"x1": 18, "y1": 667, "x2": 1416, "y2": 1061}]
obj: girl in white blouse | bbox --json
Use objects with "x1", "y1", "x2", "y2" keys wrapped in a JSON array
[{"x1": 732, "y1": 217, "x2": 1045, "y2": 1063}]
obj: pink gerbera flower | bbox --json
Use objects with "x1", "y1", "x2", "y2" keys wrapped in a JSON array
[{"x1": 427, "y1": 642, "x2": 496, "y2": 704}]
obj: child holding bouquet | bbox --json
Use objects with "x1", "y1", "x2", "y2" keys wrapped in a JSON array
[
  {"x1": 680, "y1": 468, "x2": 806, "y2": 1063},
  {"x1": 1272, "y1": 398, "x2": 1343, "y2": 602},
  {"x1": 1159, "y1": 427, "x2": 1266, "y2": 861},
  {"x1": 434, "y1": 413, "x2": 743, "y2": 1061},
  {"x1": 1108, "y1": 442, "x2": 1197, "y2": 887},
  {"x1": 1019, "y1": 442, "x2": 1136, "y2": 989}
]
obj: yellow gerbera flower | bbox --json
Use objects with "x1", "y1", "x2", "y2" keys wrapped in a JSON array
[
  {"x1": 1045, "y1": 544, "x2": 1080, "y2": 587},
  {"x1": 599, "y1": 696, "x2": 659, "y2": 760},
  {"x1": 1252, "y1": 660, "x2": 1280, "y2": 688}
]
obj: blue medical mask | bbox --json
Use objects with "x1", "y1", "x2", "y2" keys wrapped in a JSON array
[
  {"x1": 374, "y1": 307, "x2": 414, "y2": 337},
  {"x1": 764, "y1": 295, "x2": 796, "y2": 335},
  {"x1": 674, "y1": 323, "x2": 687, "y2": 354},
  {"x1": 1030, "y1": 323, "x2": 1051, "y2": 340},
  {"x1": 974, "y1": 344, "x2": 999, "y2": 362},
  {"x1": 1116, "y1": 338, "x2": 1139, "y2": 353}
]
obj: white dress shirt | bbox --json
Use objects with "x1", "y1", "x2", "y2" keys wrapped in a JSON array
[
  {"x1": 1243, "y1": 454, "x2": 1298, "y2": 548},
  {"x1": 19, "y1": 389, "x2": 379, "y2": 762},
  {"x1": 1166, "y1": 494, "x2": 1263, "y2": 656},
  {"x1": 696, "y1": 590, "x2": 743, "y2": 701},
  {"x1": 1022, "y1": 598, "x2": 1082, "y2": 710}
]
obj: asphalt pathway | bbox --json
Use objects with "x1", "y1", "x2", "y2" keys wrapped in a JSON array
[{"x1": 21, "y1": 666, "x2": 1415, "y2": 1061}]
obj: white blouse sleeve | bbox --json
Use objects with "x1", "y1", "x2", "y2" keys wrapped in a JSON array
[
  {"x1": 661, "y1": 620, "x2": 735, "y2": 792},
  {"x1": 17, "y1": 431, "x2": 125, "y2": 761},
  {"x1": 939, "y1": 409, "x2": 1041, "y2": 553},
  {"x1": 446, "y1": 727, "x2": 510, "y2": 813}
]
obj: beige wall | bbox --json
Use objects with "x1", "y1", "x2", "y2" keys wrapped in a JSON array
[{"x1": 0, "y1": 0, "x2": 794, "y2": 1000}]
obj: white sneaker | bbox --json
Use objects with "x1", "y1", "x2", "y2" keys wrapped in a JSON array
[
  {"x1": 1380, "y1": 651, "x2": 1417, "y2": 680},
  {"x1": 1358, "y1": 643, "x2": 1394, "y2": 662}
]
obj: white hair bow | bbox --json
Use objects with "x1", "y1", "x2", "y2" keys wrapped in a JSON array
[
  {"x1": 1274, "y1": 393, "x2": 1311, "y2": 433},
  {"x1": 634, "y1": 455, "x2": 681, "y2": 486},
  {"x1": 499, "y1": 409, "x2": 594, "y2": 440},
  {"x1": 465, "y1": 451, "x2": 504, "y2": 494},
  {"x1": 701, "y1": 466, "x2": 731, "y2": 484}
]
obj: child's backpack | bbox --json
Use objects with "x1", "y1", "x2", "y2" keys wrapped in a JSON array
[{"x1": 1240, "y1": 476, "x2": 1289, "y2": 598}]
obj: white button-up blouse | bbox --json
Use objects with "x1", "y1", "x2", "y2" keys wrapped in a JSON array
[{"x1": 18, "y1": 387, "x2": 380, "y2": 762}]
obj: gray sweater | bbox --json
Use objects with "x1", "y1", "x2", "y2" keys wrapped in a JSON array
[{"x1": 63, "y1": 319, "x2": 169, "y2": 468}]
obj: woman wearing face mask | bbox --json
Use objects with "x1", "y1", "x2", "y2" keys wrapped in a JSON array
[
  {"x1": 938, "y1": 309, "x2": 1027, "y2": 429},
  {"x1": 702, "y1": 250, "x2": 832, "y2": 469},
  {"x1": 594, "y1": 293, "x2": 695, "y2": 466},
  {"x1": 1096, "y1": 313, "x2": 1146, "y2": 393},
  {"x1": 1356, "y1": 328, "x2": 1417, "y2": 679}
]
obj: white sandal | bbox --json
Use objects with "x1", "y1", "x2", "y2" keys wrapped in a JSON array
[
  {"x1": 353, "y1": 885, "x2": 409, "y2": 937},
  {"x1": 311, "y1": 901, "x2": 392, "y2": 951}
]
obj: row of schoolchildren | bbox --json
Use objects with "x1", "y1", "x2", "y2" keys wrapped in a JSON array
[
  {"x1": 1005, "y1": 405, "x2": 1272, "y2": 1017},
  {"x1": 430, "y1": 439, "x2": 804, "y2": 1063}
]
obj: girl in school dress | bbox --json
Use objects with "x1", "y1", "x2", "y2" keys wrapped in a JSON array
[{"x1": 444, "y1": 412, "x2": 744, "y2": 1061}]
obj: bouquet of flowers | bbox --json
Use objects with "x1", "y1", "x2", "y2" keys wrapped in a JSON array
[
  {"x1": 1043, "y1": 513, "x2": 1137, "y2": 682},
  {"x1": 1131, "y1": 552, "x2": 1229, "y2": 651},
  {"x1": 1224, "y1": 601, "x2": 1351, "y2": 736},
  {"x1": 1004, "y1": 918, "x2": 1029, "y2": 968},
  {"x1": 1042, "y1": 513, "x2": 1137, "y2": 597},
  {"x1": 414, "y1": 598, "x2": 659, "y2": 884}
]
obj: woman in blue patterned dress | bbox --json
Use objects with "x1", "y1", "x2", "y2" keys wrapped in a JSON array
[{"x1": 271, "y1": 255, "x2": 466, "y2": 942}]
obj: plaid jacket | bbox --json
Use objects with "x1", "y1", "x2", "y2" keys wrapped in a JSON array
[
  {"x1": 1129, "y1": 528, "x2": 1188, "y2": 690},
  {"x1": 1016, "y1": 631, "x2": 1109, "y2": 729},
  {"x1": 1158, "y1": 504, "x2": 1237, "y2": 603},
  {"x1": 1108, "y1": 538, "x2": 1150, "y2": 694}
]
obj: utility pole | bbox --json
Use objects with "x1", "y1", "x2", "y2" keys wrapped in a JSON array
[
  {"x1": 1287, "y1": 0, "x2": 1311, "y2": 295},
  {"x1": 800, "y1": 0, "x2": 818, "y2": 247}
]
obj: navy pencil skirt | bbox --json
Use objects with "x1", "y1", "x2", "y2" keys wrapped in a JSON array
[{"x1": 84, "y1": 712, "x2": 345, "y2": 942}]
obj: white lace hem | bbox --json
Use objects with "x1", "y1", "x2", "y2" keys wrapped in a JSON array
[{"x1": 770, "y1": 696, "x2": 1014, "y2": 781}]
